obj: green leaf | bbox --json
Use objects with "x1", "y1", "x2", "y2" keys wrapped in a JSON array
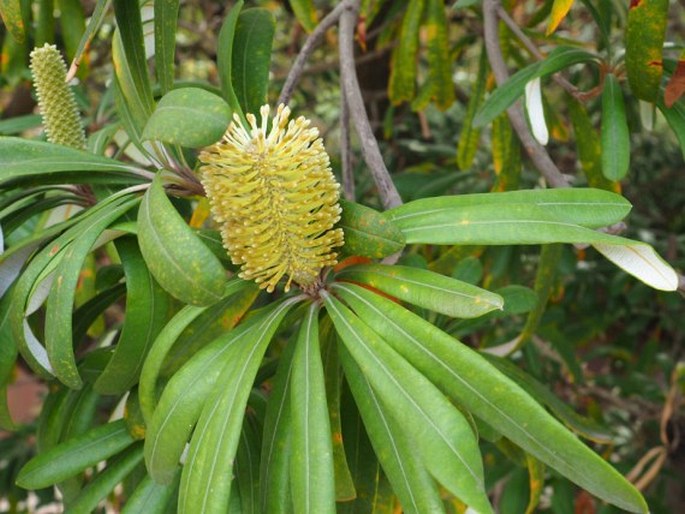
[
  {"x1": 338, "y1": 200, "x2": 405, "y2": 259},
  {"x1": 142, "y1": 88, "x2": 232, "y2": 147},
  {"x1": 138, "y1": 175, "x2": 227, "y2": 306},
  {"x1": 94, "y1": 237, "x2": 171, "y2": 395},
  {"x1": 65, "y1": 443, "x2": 144, "y2": 514},
  {"x1": 336, "y1": 263, "x2": 503, "y2": 318},
  {"x1": 232, "y1": 8, "x2": 275, "y2": 115},
  {"x1": 388, "y1": 0, "x2": 425, "y2": 104},
  {"x1": 290, "y1": 305, "x2": 336, "y2": 514},
  {"x1": 160, "y1": 282, "x2": 258, "y2": 377},
  {"x1": 625, "y1": 0, "x2": 668, "y2": 102},
  {"x1": 122, "y1": 473, "x2": 180, "y2": 514},
  {"x1": 69, "y1": 0, "x2": 109, "y2": 77},
  {"x1": 290, "y1": 0, "x2": 318, "y2": 32},
  {"x1": 601, "y1": 74, "x2": 630, "y2": 181},
  {"x1": 0, "y1": 137, "x2": 147, "y2": 187},
  {"x1": 483, "y1": 354, "x2": 614, "y2": 444},
  {"x1": 331, "y1": 282, "x2": 649, "y2": 514},
  {"x1": 178, "y1": 297, "x2": 303, "y2": 514},
  {"x1": 0, "y1": 0, "x2": 25, "y2": 43},
  {"x1": 44, "y1": 197, "x2": 140, "y2": 389},
  {"x1": 658, "y1": 100, "x2": 685, "y2": 161},
  {"x1": 457, "y1": 46, "x2": 488, "y2": 170},
  {"x1": 323, "y1": 292, "x2": 492, "y2": 514},
  {"x1": 112, "y1": 0, "x2": 154, "y2": 118},
  {"x1": 155, "y1": 0, "x2": 181, "y2": 93},
  {"x1": 474, "y1": 47, "x2": 598, "y2": 128},
  {"x1": 387, "y1": 188, "x2": 631, "y2": 231},
  {"x1": 419, "y1": 0, "x2": 455, "y2": 110},
  {"x1": 145, "y1": 298, "x2": 299, "y2": 485},
  {"x1": 235, "y1": 413, "x2": 261, "y2": 514},
  {"x1": 16, "y1": 419, "x2": 135, "y2": 489},
  {"x1": 0, "y1": 292, "x2": 17, "y2": 430},
  {"x1": 58, "y1": 0, "x2": 86, "y2": 62},
  {"x1": 259, "y1": 328, "x2": 297, "y2": 514},
  {"x1": 340, "y1": 348, "x2": 445, "y2": 514},
  {"x1": 217, "y1": 0, "x2": 245, "y2": 119}
]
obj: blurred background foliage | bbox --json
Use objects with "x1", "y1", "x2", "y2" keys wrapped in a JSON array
[{"x1": 1, "y1": 0, "x2": 684, "y2": 512}]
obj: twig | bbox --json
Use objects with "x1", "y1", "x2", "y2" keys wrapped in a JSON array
[
  {"x1": 496, "y1": 6, "x2": 582, "y2": 100},
  {"x1": 278, "y1": 0, "x2": 354, "y2": 106},
  {"x1": 339, "y1": 0, "x2": 402, "y2": 209},
  {"x1": 340, "y1": 79, "x2": 355, "y2": 201},
  {"x1": 482, "y1": 0, "x2": 570, "y2": 188}
]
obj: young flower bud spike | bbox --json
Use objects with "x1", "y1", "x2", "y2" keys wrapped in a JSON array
[
  {"x1": 199, "y1": 104, "x2": 345, "y2": 293},
  {"x1": 29, "y1": 44, "x2": 86, "y2": 149}
]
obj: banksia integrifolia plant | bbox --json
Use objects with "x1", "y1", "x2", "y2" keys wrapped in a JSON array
[
  {"x1": 30, "y1": 44, "x2": 86, "y2": 149},
  {"x1": 199, "y1": 104, "x2": 345, "y2": 293}
]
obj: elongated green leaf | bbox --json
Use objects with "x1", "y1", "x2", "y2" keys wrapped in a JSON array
[
  {"x1": 340, "y1": 348, "x2": 445, "y2": 514},
  {"x1": 323, "y1": 292, "x2": 492, "y2": 514},
  {"x1": 155, "y1": 0, "x2": 180, "y2": 93},
  {"x1": 235, "y1": 413, "x2": 261, "y2": 514},
  {"x1": 45, "y1": 197, "x2": 140, "y2": 389},
  {"x1": 0, "y1": 0, "x2": 25, "y2": 43},
  {"x1": 66, "y1": 443, "x2": 144, "y2": 514},
  {"x1": 658, "y1": 100, "x2": 685, "y2": 161},
  {"x1": 259, "y1": 328, "x2": 297, "y2": 514},
  {"x1": 388, "y1": 0, "x2": 425, "y2": 104},
  {"x1": 69, "y1": 0, "x2": 110, "y2": 76},
  {"x1": 16, "y1": 419, "x2": 135, "y2": 489},
  {"x1": 387, "y1": 188, "x2": 631, "y2": 230},
  {"x1": 290, "y1": 0, "x2": 317, "y2": 32},
  {"x1": 0, "y1": 292, "x2": 17, "y2": 430},
  {"x1": 112, "y1": 0, "x2": 154, "y2": 116},
  {"x1": 160, "y1": 282, "x2": 258, "y2": 377},
  {"x1": 423, "y1": 0, "x2": 454, "y2": 110},
  {"x1": 145, "y1": 299, "x2": 299, "y2": 485},
  {"x1": 142, "y1": 88, "x2": 232, "y2": 147},
  {"x1": 94, "y1": 237, "x2": 170, "y2": 394},
  {"x1": 336, "y1": 263, "x2": 503, "y2": 318},
  {"x1": 178, "y1": 297, "x2": 303, "y2": 514},
  {"x1": 138, "y1": 302, "x2": 210, "y2": 423},
  {"x1": 138, "y1": 175, "x2": 226, "y2": 306},
  {"x1": 474, "y1": 47, "x2": 598, "y2": 128},
  {"x1": 625, "y1": 0, "x2": 668, "y2": 102},
  {"x1": 58, "y1": 0, "x2": 86, "y2": 62},
  {"x1": 0, "y1": 137, "x2": 147, "y2": 187},
  {"x1": 601, "y1": 74, "x2": 630, "y2": 181},
  {"x1": 123, "y1": 472, "x2": 179, "y2": 514},
  {"x1": 331, "y1": 283, "x2": 648, "y2": 514},
  {"x1": 290, "y1": 305, "x2": 335, "y2": 514},
  {"x1": 483, "y1": 354, "x2": 613, "y2": 444},
  {"x1": 112, "y1": 30, "x2": 153, "y2": 135},
  {"x1": 338, "y1": 200, "x2": 405, "y2": 259},
  {"x1": 232, "y1": 8, "x2": 275, "y2": 115},
  {"x1": 217, "y1": 0, "x2": 245, "y2": 118},
  {"x1": 457, "y1": 47, "x2": 488, "y2": 170}
]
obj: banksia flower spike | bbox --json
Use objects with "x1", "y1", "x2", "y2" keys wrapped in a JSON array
[
  {"x1": 30, "y1": 44, "x2": 86, "y2": 149},
  {"x1": 199, "y1": 104, "x2": 345, "y2": 293}
]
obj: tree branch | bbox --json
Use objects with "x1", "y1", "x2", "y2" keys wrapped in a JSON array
[
  {"x1": 340, "y1": 79, "x2": 355, "y2": 201},
  {"x1": 339, "y1": 0, "x2": 402, "y2": 209},
  {"x1": 482, "y1": 0, "x2": 571, "y2": 188},
  {"x1": 278, "y1": 0, "x2": 353, "y2": 106}
]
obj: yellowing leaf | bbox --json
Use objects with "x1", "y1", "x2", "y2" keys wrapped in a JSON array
[
  {"x1": 665, "y1": 59, "x2": 685, "y2": 108},
  {"x1": 546, "y1": 0, "x2": 574, "y2": 35}
]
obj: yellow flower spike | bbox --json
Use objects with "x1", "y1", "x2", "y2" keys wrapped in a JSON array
[
  {"x1": 29, "y1": 44, "x2": 86, "y2": 149},
  {"x1": 199, "y1": 104, "x2": 345, "y2": 293}
]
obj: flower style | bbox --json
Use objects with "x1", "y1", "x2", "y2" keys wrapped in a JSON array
[{"x1": 199, "y1": 104, "x2": 344, "y2": 292}]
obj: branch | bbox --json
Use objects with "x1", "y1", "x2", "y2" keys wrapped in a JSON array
[
  {"x1": 339, "y1": 0, "x2": 403, "y2": 209},
  {"x1": 340, "y1": 79, "x2": 355, "y2": 200},
  {"x1": 482, "y1": 0, "x2": 571, "y2": 188},
  {"x1": 278, "y1": 0, "x2": 353, "y2": 106}
]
